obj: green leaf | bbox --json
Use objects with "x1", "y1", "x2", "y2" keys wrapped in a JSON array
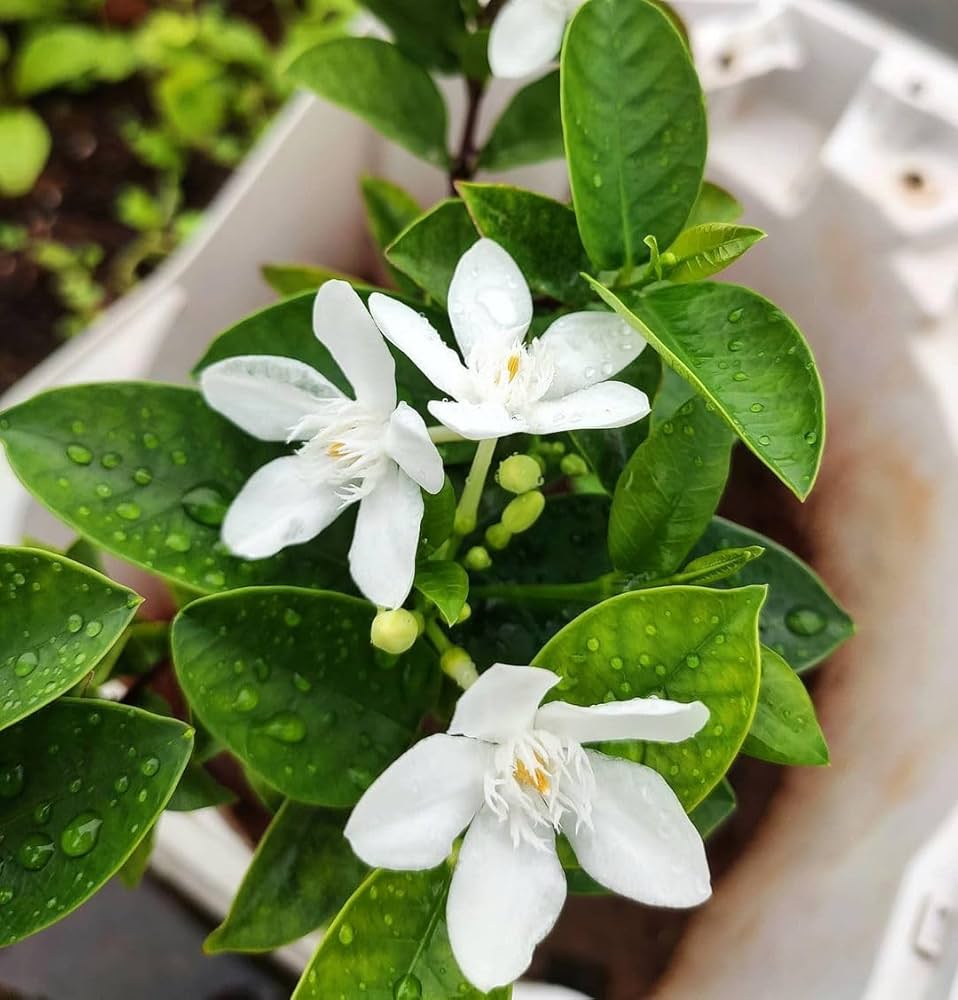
[
  {"x1": 288, "y1": 38, "x2": 449, "y2": 166},
  {"x1": 64, "y1": 536, "x2": 103, "y2": 572},
  {"x1": 690, "y1": 777, "x2": 736, "y2": 837},
  {"x1": 0, "y1": 383, "x2": 356, "y2": 595},
  {"x1": 609, "y1": 396, "x2": 734, "y2": 578},
  {"x1": 154, "y1": 55, "x2": 231, "y2": 143},
  {"x1": 415, "y1": 561, "x2": 468, "y2": 626},
  {"x1": 0, "y1": 107, "x2": 50, "y2": 197},
  {"x1": 671, "y1": 545, "x2": 764, "y2": 587},
  {"x1": 358, "y1": 0, "x2": 466, "y2": 71},
  {"x1": 117, "y1": 823, "x2": 155, "y2": 889},
  {"x1": 664, "y1": 224, "x2": 766, "y2": 283},
  {"x1": 0, "y1": 699, "x2": 192, "y2": 945},
  {"x1": 0, "y1": 547, "x2": 141, "y2": 731},
  {"x1": 742, "y1": 647, "x2": 828, "y2": 765},
  {"x1": 206, "y1": 801, "x2": 367, "y2": 953},
  {"x1": 687, "y1": 517, "x2": 854, "y2": 672},
  {"x1": 479, "y1": 70, "x2": 563, "y2": 171},
  {"x1": 13, "y1": 25, "x2": 138, "y2": 97},
  {"x1": 534, "y1": 585, "x2": 765, "y2": 809},
  {"x1": 361, "y1": 176, "x2": 423, "y2": 295},
  {"x1": 386, "y1": 199, "x2": 478, "y2": 304},
  {"x1": 172, "y1": 588, "x2": 439, "y2": 806},
  {"x1": 420, "y1": 477, "x2": 457, "y2": 554},
  {"x1": 167, "y1": 761, "x2": 236, "y2": 812},
  {"x1": 561, "y1": 0, "x2": 707, "y2": 269},
  {"x1": 587, "y1": 280, "x2": 825, "y2": 499},
  {"x1": 261, "y1": 263, "x2": 356, "y2": 297},
  {"x1": 686, "y1": 181, "x2": 743, "y2": 227},
  {"x1": 458, "y1": 183, "x2": 591, "y2": 304},
  {"x1": 294, "y1": 865, "x2": 509, "y2": 1000}
]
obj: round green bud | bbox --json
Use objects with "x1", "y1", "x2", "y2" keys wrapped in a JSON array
[
  {"x1": 530, "y1": 452, "x2": 548, "y2": 474},
  {"x1": 496, "y1": 454, "x2": 543, "y2": 495},
  {"x1": 411, "y1": 610, "x2": 426, "y2": 635},
  {"x1": 464, "y1": 545, "x2": 492, "y2": 571},
  {"x1": 369, "y1": 609, "x2": 419, "y2": 655},
  {"x1": 660, "y1": 251, "x2": 677, "y2": 270},
  {"x1": 560, "y1": 454, "x2": 590, "y2": 478},
  {"x1": 440, "y1": 646, "x2": 479, "y2": 688},
  {"x1": 456, "y1": 602, "x2": 472, "y2": 624},
  {"x1": 501, "y1": 490, "x2": 546, "y2": 534},
  {"x1": 485, "y1": 523, "x2": 512, "y2": 550}
]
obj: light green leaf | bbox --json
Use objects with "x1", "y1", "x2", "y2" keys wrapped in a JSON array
[
  {"x1": 172, "y1": 588, "x2": 439, "y2": 806},
  {"x1": 414, "y1": 561, "x2": 468, "y2": 626},
  {"x1": 534, "y1": 585, "x2": 765, "y2": 809},
  {"x1": 154, "y1": 55, "x2": 230, "y2": 143},
  {"x1": 386, "y1": 199, "x2": 478, "y2": 303},
  {"x1": 742, "y1": 647, "x2": 828, "y2": 765},
  {"x1": 359, "y1": 0, "x2": 466, "y2": 71},
  {"x1": 13, "y1": 25, "x2": 138, "y2": 97},
  {"x1": 360, "y1": 175, "x2": 422, "y2": 295},
  {"x1": 686, "y1": 181, "x2": 743, "y2": 227},
  {"x1": 288, "y1": 38, "x2": 449, "y2": 166},
  {"x1": 206, "y1": 801, "x2": 367, "y2": 953},
  {"x1": 670, "y1": 545, "x2": 764, "y2": 586},
  {"x1": 261, "y1": 263, "x2": 357, "y2": 297},
  {"x1": 458, "y1": 182, "x2": 591, "y2": 304},
  {"x1": 609, "y1": 396, "x2": 734, "y2": 578},
  {"x1": 294, "y1": 864, "x2": 510, "y2": 999},
  {"x1": 664, "y1": 223, "x2": 766, "y2": 283},
  {"x1": 687, "y1": 517, "x2": 854, "y2": 672},
  {"x1": 0, "y1": 547, "x2": 141, "y2": 731},
  {"x1": 0, "y1": 699, "x2": 192, "y2": 945},
  {"x1": 0, "y1": 107, "x2": 50, "y2": 197},
  {"x1": 561, "y1": 0, "x2": 707, "y2": 268},
  {"x1": 587, "y1": 280, "x2": 825, "y2": 499},
  {"x1": 479, "y1": 70, "x2": 563, "y2": 171}
]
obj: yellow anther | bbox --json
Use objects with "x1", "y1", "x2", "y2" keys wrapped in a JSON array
[
  {"x1": 506, "y1": 354, "x2": 521, "y2": 382},
  {"x1": 327, "y1": 441, "x2": 346, "y2": 459},
  {"x1": 514, "y1": 759, "x2": 550, "y2": 794}
]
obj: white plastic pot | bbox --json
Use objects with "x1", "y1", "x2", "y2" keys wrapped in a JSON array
[{"x1": 2, "y1": 2, "x2": 956, "y2": 996}]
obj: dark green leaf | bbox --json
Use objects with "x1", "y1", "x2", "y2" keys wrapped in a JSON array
[
  {"x1": 479, "y1": 70, "x2": 563, "y2": 171},
  {"x1": 288, "y1": 38, "x2": 449, "y2": 166},
  {"x1": 420, "y1": 477, "x2": 457, "y2": 554},
  {"x1": 0, "y1": 699, "x2": 192, "y2": 945},
  {"x1": 261, "y1": 263, "x2": 357, "y2": 297},
  {"x1": 415, "y1": 561, "x2": 468, "y2": 626},
  {"x1": 686, "y1": 181, "x2": 743, "y2": 227},
  {"x1": 167, "y1": 761, "x2": 237, "y2": 812},
  {"x1": 562, "y1": 0, "x2": 707, "y2": 268},
  {"x1": 206, "y1": 801, "x2": 367, "y2": 953},
  {"x1": 665, "y1": 224, "x2": 766, "y2": 283},
  {"x1": 358, "y1": 0, "x2": 466, "y2": 71},
  {"x1": 690, "y1": 777, "x2": 736, "y2": 837},
  {"x1": 64, "y1": 536, "x2": 103, "y2": 572},
  {"x1": 0, "y1": 547, "x2": 141, "y2": 731},
  {"x1": 172, "y1": 588, "x2": 439, "y2": 806},
  {"x1": 361, "y1": 175, "x2": 423, "y2": 295},
  {"x1": 117, "y1": 823, "x2": 155, "y2": 889},
  {"x1": 609, "y1": 396, "x2": 734, "y2": 578}
]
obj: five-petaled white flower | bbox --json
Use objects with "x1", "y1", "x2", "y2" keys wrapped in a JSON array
[
  {"x1": 369, "y1": 240, "x2": 650, "y2": 440},
  {"x1": 488, "y1": 0, "x2": 585, "y2": 79},
  {"x1": 200, "y1": 280, "x2": 443, "y2": 609},
  {"x1": 344, "y1": 663, "x2": 712, "y2": 991}
]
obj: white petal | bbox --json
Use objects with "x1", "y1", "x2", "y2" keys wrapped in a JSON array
[
  {"x1": 313, "y1": 280, "x2": 396, "y2": 411},
  {"x1": 349, "y1": 462, "x2": 422, "y2": 608},
  {"x1": 369, "y1": 293, "x2": 473, "y2": 400},
  {"x1": 200, "y1": 355, "x2": 342, "y2": 441},
  {"x1": 447, "y1": 239, "x2": 532, "y2": 359},
  {"x1": 488, "y1": 0, "x2": 568, "y2": 79},
  {"x1": 344, "y1": 734, "x2": 491, "y2": 870},
  {"x1": 385, "y1": 402, "x2": 444, "y2": 494},
  {"x1": 535, "y1": 697, "x2": 709, "y2": 745},
  {"x1": 523, "y1": 381, "x2": 650, "y2": 434},
  {"x1": 538, "y1": 312, "x2": 647, "y2": 399},
  {"x1": 449, "y1": 663, "x2": 559, "y2": 742},
  {"x1": 427, "y1": 400, "x2": 528, "y2": 440},
  {"x1": 447, "y1": 805, "x2": 566, "y2": 992},
  {"x1": 222, "y1": 456, "x2": 341, "y2": 560},
  {"x1": 564, "y1": 752, "x2": 711, "y2": 908}
]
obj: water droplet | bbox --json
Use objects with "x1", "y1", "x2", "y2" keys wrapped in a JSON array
[
  {"x1": 749, "y1": 403, "x2": 764, "y2": 413},
  {"x1": 655, "y1": 664, "x2": 667, "y2": 676},
  {"x1": 0, "y1": 763, "x2": 25, "y2": 798},
  {"x1": 84, "y1": 620, "x2": 102, "y2": 638},
  {"x1": 292, "y1": 672, "x2": 312, "y2": 693},
  {"x1": 585, "y1": 637, "x2": 600, "y2": 652},
  {"x1": 66, "y1": 614, "x2": 83, "y2": 634},
  {"x1": 14, "y1": 651, "x2": 38, "y2": 677},
  {"x1": 66, "y1": 444, "x2": 92, "y2": 465},
  {"x1": 644, "y1": 624, "x2": 657, "y2": 636},
  {"x1": 204, "y1": 570, "x2": 226, "y2": 588},
  {"x1": 393, "y1": 974, "x2": 423, "y2": 1000},
  {"x1": 133, "y1": 467, "x2": 153, "y2": 486},
  {"x1": 61, "y1": 812, "x2": 103, "y2": 858},
  {"x1": 591, "y1": 173, "x2": 604, "y2": 188},
  {"x1": 804, "y1": 430, "x2": 818, "y2": 445},
  {"x1": 727, "y1": 307, "x2": 745, "y2": 323},
  {"x1": 114, "y1": 776, "x2": 129, "y2": 794},
  {"x1": 728, "y1": 339, "x2": 743, "y2": 352},
  {"x1": 17, "y1": 832, "x2": 54, "y2": 870},
  {"x1": 785, "y1": 606, "x2": 826, "y2": 636},
  {"x1": 141, "y1": 432, "x2": 159, "y2": 450},
  {"x1": 610, "y1": 656, "x2": 623, "y2": 671},
  {"x1": 116, "y1": 502, "x2": 141, "y2": 521},
  {"x1": 182, "y1": 485, "x2": 229, "y2": 527},
  {"x1": 261, "y1": 711, "x2": 306, "y2": 744},
  {"x1": 0, "y1": 888, "x2": 13, "y2": 906},
  {"x1": 232, "y1": 687, "x2": 260, "y2": 712},
  {"x1": 95, "y1": 483, "x2": 112, "y2": 498},
  {"x1": 171, "y1": 450, "x2": 187, "y2": 466},
  {"x1": 283, "y1": 608, "x2": 302, "y2": 627},
  {"x1": 758, "y1": 434, "x2": 771, "y2": 446},
  {"x1": 685, "y1": 654, "x2": 700, "y2": 669},
  {"x1": 733, "y1": 371, "x2": 748, "y2": 382},
  {"x1": 33, "y1": 801, "x2": 52, "y2": 824},
  {"x1": 338, "y1": 922, "x2": 355, "y2": 945},
  {"x1": 101, "y1": 452, "x2": 121, "y2": 469},
  {"x1": 140, "y1": 756, "x2": 160, "y2": 777},
  {"x1": 164, "y1": 533, "x2": 191, "y2": 553}
]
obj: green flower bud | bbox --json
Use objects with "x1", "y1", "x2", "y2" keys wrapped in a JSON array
[
  {"x1": 485, "y1": 523, "x2": 512, "y2": 550},
  {"x1": 440, "y1": 646, "x2": 479, "y2": 688},
  {"x1": 496, "y1": 454, "x2": 542, "y2": 495},
  {"x1": 464, "y1": 545, "x2": 492, "y2": 571},
  {"x1": 456, "y1": 602, "x2": 472, "y2": 624},
  {"x1": 369, "y1": 609, "x2": 419, "y2": 655},
  {"x1": 560, "y1": 454, "x2": 590, "y2": 477},
  {"x1": 501, "y1": 490, "x2": 545, "y2": 534}
]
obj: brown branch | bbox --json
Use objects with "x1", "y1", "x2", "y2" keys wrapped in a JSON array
[{"x1": 449, "y1": 77, "x2": 486, "y2": 194}]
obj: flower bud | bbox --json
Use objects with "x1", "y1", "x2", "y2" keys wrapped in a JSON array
[
  {"x1": 496, "y1": 454, "x2": 542, "y2": 495},
  {"x1": 501, "y1": 490, "x2": 545, "y2": 535},
  {"x1": 485, "y1": 523, "x2": 512, "y2": 550},
  {"x1": 370, "y1": 609, "x2": 419, "y2": 655},
  {"x1": 560, "y1": 454, "x2": 589, "y2": 478},
  {"x1": 464, "y1": 546, "x2": 492, "y2": 571},
  {"x1": 456, "y1": 602, "x2": 472, "y2": 624},
  {"x1": 440, "y1": 646, "x2": 479, "y2": 688}
]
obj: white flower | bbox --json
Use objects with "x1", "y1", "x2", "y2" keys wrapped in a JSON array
[
  {"x1": 199, "y1": 280, "x2": 444, "y2": 609},
  {"x1": 488, "y1": 0, "x2": 585, "y2": 79},
  {"x1": 369, "y1": 240, "x2": 651, "y2": 440},
  {"x1": 344, "y1": 663, "x2": 712, "y2": 991}
]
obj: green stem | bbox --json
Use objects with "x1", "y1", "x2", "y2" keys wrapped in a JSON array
[
  {"x1": 451, "y1": 438, "x2": 497, "y2": 541},
  {"x1": 471, "y1": 573, "x2": 626, "y2": 605},
  {"x1": 424, "y1": 618, "x2": 452, "y2": 655}
]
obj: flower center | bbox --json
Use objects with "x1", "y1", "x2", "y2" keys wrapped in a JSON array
[{"x1": 467, "y1": 341, "x2": 554, "y2": 412}]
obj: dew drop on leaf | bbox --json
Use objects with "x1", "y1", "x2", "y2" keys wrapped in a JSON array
[
  {"x1": 727, "y1": 308, "x2": 744, "y2": 323},
  {"x1": 133, "y1": 467, "x2": 153, "y2": 486},
  {"x1": 66, "y1": 614, "x2": 83, "y2": 633},
  {"x1": 260, "y1": 711, "x2": 306, "y2": 744},
  {"x1": 393, "y1": 974, "x2": 423, "y2": 1000},
  {"x1": 116, "y1": 502, "x2": 142, "y2": 521},
  {"x1": 17, "y1": 832, "x2": 54, "y2": 870},
  {"x1": 140, "y1": 756, "x2": 160, "y2": 777},
  {"x1": 164, "y1": 533, "x2": 191, "y2": 553},
  {"x1": 84, "y1": 620, "x2": 103, "y2": 638},
  {"x1": 181, "y1": 485, "x2": 229, "y2": 528},
  {"x1": 232, "y1": 686, "x2": 260, "y2": 712},
  {"x1": 0, "y1": 889, "x2": 13, "y2": 906},
  {"x1": 66, "y1": 444, "x2": 93, "y2": 465},
  {"x1": 785, "y1": 606, "x2": 826, "y2": 637},
  {"x1": 338, "y1": 922, "x2": 355, "y2": 946},
  {"x1": 0, "y1": 763, "x2": 25, "y2": 798},
  {"x1": 33, "y1": 801, "x2": 51, "y2": 824},
  {"x1": 60, "y1": 811, "x2": 103, "y2": 858},
  {"x1": 14, "y1": 651, "x2": 38, "y2": 677},
  {"x1": 101, "y1": 452, "x2": 122, "y2": 469}
]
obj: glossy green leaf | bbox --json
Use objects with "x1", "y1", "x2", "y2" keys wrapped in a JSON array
[
  {"x1": 0, "y1": 107, "x2": 50, "y2": 197},
  {"x1": 359, "y1": 0, "x2": 465, "y2": 71},
  {"x1": 687, "y1": 517, "x2": 854, "y2": 671},
  {"x1": 415, "y1": 562, "x2": 468, "y2": 626},
  {"x1": 742, "y1": 647, "x2": 828, "y2": 766},
  {"x1": 0, "y1": 547, "x2": 141, "y2": 731},
  {"x1": 561, "y1": 0, "x2": 707, "y2": 268},
  {"x1": 609, "y1": 396, "x2": 734, "y2": 578},
  {"x1": 117, "y1": 823, "x2": 155, "y2": 889},
  {"x1": 458, "y1": 183, "x2": 591, "y2": 304},
  {"x1": 420, "y1": 477, "x2": 457, "y2": 554},
  {"x1": 665, "y1": 224, "x2": 766, "y2": 283},
  {"x1": 167, "y1": 761, "x2": 236, "y2": 812},
  {"x1": 261, "y1": 263, "x2": 356, "y2": 297},
  {"x1": 172, "y1": 588, "x2": 439, "y2": 806},
  {"x1": 288, "y1": 38, "x2": 449, "y2": 166},
  {"x1": 669, "y1": 545, "x2": 764, "y2": 587},
  {"x1": 686, "y1": 181, "x2": 743, "y2": 227},
  {"x1": 386, "y1": 199, "x2": 478, "y2": 304},
  {"x1": 587, "y1": 280, "x2": 825, "y2": 499},
  {"x1": 690, "y1": 777, "x2": 736, "y2": 837},
  {"x1": 206, "y1": 801, "x2": 367, "y2": 953},
  {"x1": 361, "y1": 175, "x2": 423, "y2": 295},
  {"x1": 534, "y1": 585, "x2": 765, "y2": 809},
  {"x1": 479, "y1": 70, "x2": 563, "y2": 171},
  {"x1": 294, "y1": 864, "x2": 510, "y2": 1000},
  {"x1": 0, "y1": 383, "x2": 356, "y2": 595},
  {"x1": 0, "y1": 699, "x2": 192, "y2": 945}
]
